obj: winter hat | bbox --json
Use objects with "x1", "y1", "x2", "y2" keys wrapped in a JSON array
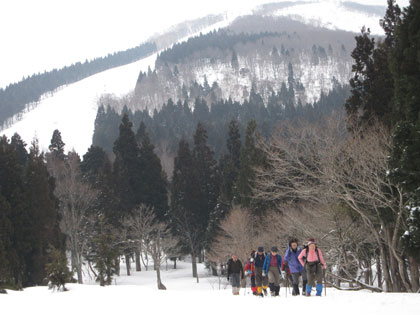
[
  {"x1": 258, "y1": 246, "x2": 264, "y2": 252},
  {"x1": 307, "y1": 238, "x2": 316, "y2": 246},
  {"x1": 271, "y1": 246, "x2": 278, "y2": 252}
]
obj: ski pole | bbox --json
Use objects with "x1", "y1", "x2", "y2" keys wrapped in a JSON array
[
  {"x1": 323, "y1": 270, "x2": 327, "y2": 296},
  {"x1": 286, "y1": 273, "x2": 288, "y2": 298}
]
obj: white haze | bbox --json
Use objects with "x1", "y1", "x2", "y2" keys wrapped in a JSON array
[{"x1": 0, "y1": 0, "x2": 409, "y2": 89}]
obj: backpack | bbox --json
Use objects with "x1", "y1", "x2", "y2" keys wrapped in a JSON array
[{"x1": 303, "y1": 245, "x2": 320, "y2": 264}]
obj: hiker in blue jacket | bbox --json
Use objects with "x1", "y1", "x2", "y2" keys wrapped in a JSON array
[
  {"x1": 284, "y1": 238, "x2": 307, "y2": 296},
  {"x1": 262, "y1": 246, "x2": 282, "y2": 296}
]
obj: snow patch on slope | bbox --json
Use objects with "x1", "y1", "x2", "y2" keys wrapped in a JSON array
[{"x1": 271, "y1": 0, "x2": 384, "y2": 35}]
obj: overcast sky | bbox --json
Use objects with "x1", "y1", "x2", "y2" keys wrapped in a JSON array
[{"x1": 0, "y1": 0, "x2": 410, "y2": 88}]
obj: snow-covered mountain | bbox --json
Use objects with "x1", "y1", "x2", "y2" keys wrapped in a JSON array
[
  {"x1": 1, "y1": 0, "x2": 387, "y2": 155},
  {"x1": 1, "y1": 18, "x2": 234, "y2": 154},
  {"x1": 261, "y1": 0, "x2": 386, "y2": 34},
  {"x1": 132, "y1": 17, "x2": 356, "y2": 111}
]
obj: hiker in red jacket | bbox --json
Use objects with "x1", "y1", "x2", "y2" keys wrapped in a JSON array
[
  {"x1": 244, "y1": 250, "x2": 258, "y2": 295},
  {"x1": 298, "y1": 238, "x2": 326, "y2": 296}
]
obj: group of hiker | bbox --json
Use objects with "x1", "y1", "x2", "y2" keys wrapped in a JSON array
[{"x1": 226, "y1": 238, "x2": 326, "y2": 297}]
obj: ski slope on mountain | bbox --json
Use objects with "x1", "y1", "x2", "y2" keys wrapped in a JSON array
[
  {"x1": 1, "y1": 1, "x2": 387, "y2": 155},
  {"x1": 1, "y1": 261, "x2": 417, "y2": 315},
  {"x1": 1, "y1": 19, "x2": 234, "y2": 155},
  {"x1": 2, "y1": 55, "x2": 157, "y2": 154},
  {"x1": 270, "y1": 0, "x2": 385, "y2": 34}
]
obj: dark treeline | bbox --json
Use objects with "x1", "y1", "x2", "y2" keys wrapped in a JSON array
[
  {"x1": 0, "y1": 42, "x2": 157, "y2": 129},
  {"x1": 94, "y1": 82, "x2": 350, "y2": 161},
  {"x1": 0, "y1": 135, "x2": 64, "y2": 289},
  {"x1": 157, "y1": 30, "x2": 284, "y2": 65}
]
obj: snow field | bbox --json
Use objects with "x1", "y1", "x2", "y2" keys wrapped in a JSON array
[{"x1": 1, "y1": 261, "x2": 418, "y2": 315}]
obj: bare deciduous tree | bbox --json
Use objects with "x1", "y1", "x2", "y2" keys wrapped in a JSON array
[
  {"x1": 126, "y1": 205, "x2": 179, "y2": 289},
  {"x1": 47, "y1": 151, "x2": 97, "y2": 284},
  {"x1": 254, "y1": 115, "x2": 418, "y2": 292},
  {"x1": 207, "y1": 205, "x2": 259, "y2": 265}
]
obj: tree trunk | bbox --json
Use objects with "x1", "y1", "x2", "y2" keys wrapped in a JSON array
[
  {"x1": 173, "y1": 258, "x2": 177, "y2": 269},
  {"x1": 376, "y1": 234, "x2": 392, "y2": 291},
  {"x1": 211, "y1": 264, "x2": 218, "y2": 276},
  {"x1": 71, "y1": 249, "x2": 77, "y2": 273},
  {"x1": 125, "y1": 254, "x2": 131, "y2": 276},
  {"x1": 198, "y1": 250, "x2": 203, "y2": 263},
  {"x1": 365, "y1": 260, "x2": 372, "y2": 286},
  {"x1": 385, "y1": 226, "x2": 405, "y2": 292},
  {"x1": 408, "y1": 256, "x2": 419, "y2": 292},
  {"x1": 115, "y1": 257, "x2": 120, "y2": 276},
  {"x1": 76, "y1": 252, "x2": 83, "y2": 284},
  {"x1": 135, "y1": 251, "x2": 141, "y2": 272},
  {"x1": 376, "y1": 255, "x2": 382, "y2": 290},
  {"x1": 192, "y1": 255, "x2": 199, "y2": 282},
  {"x1": 156, "y1": 266, "x2": 166, "y2": 290},
  {"x1": 140, "y1": 252, "x2": 148, "y2": 271}
]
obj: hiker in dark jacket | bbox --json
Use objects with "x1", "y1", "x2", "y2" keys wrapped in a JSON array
[
  {"x1": 227, "y1": 254, "x2": 244, "y2": 295},
  {"x1": 262, "y1": 246, "x2": 282, "y2": 296},
  {"x1": 298, "y1": 238, "x2": 326, "y2": 296},
  {"x1": 284, "y1": 238, "x2": 308, "y2": 296},
  {"x1": 254, "y1": 246, "x2": 269, "y2": 297}
]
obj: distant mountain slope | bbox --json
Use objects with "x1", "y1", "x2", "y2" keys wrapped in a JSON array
[
  {"x1": 266, "y1": 0, "x2": 385, "y2": 34},
  {"x1": 0, "y1": 14, "x2": 227, "y2": 130},
  {"x1": 131, "y1": 16, "x2": 357, "y2": 112},
  {"x1": 0, "y1": 18, "x2": 234, "y2": 154},
  {"x1": 1, "y1": 1, "x2": 386, "y2": 155},
  {"x1": 0, "y1": 42, "x2": 157, "y2": 129}
]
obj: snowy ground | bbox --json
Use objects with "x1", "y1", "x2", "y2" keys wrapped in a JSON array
[{"x1": 1, "y1": 260, "x2": 418, "y2": 315}]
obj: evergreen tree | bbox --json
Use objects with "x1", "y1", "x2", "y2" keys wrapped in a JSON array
[
  {"x1": 0, "y1": 135, "x2": 26, "y2": 287},
  {"x1": 113, "y1": 114, "x2": 142, "y2": 215},
  {"x1": 136, "y1": 122, "x2": 168, "y2": 220},
  {"x1": 0, "y1": 194, "x2": 12, "y2": 288},
  {"x1": 97, "y1": 155, "x2": 121, "y2": 226},
  {"x1": 234, "y1": 120, "x2": 266, "y2": 214},
  {"x1": 80, "y1": 145, "x2": 107, "y2": 184},
  {"x1": 22, "y1": 140, "x2": 62, "y2": 286},
  {"x1": 207, "y1": 120, "x2": 241, "y2": 246},
  {"x1": 389, "y1": 0, "x2": 420, "y2": 260},
  {"x1": 48, "y1": 129, "x2": 66, "y2": 160},
  {"x1": 380, "y1": 0, "x2": 402, "y2": 48},
  {"x1": 192, "y1": 123, "x2": 219, "y2": 250},
  {"x1": 10, "y1": 133, "x2": 28, "y2": 167},
  {"x1": 45, "y1": 246, "x2": 73, "y2": 291},
  {"x1": 220, "y1": 120, "x2": 241, "y2": 204},
  {"x1": 345, "y1": 2, "x2": 400, "y2": 130},
  {"x1": 231, "y1": 50, "x2": 239, "y2": 69},
  {"x1": 91, "y1": 215, "x2": 118, "y2": 286},
  {"x1": 288, "y1": 62, "x2": 295, "y2": 89},
  {"x1": 169, "y1": 139, "x2": 200, "y2": 276}
]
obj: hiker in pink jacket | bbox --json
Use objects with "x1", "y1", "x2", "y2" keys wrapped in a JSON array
[{"x1": 298, "y1": 238, "x2": 326, "y2": 296}]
